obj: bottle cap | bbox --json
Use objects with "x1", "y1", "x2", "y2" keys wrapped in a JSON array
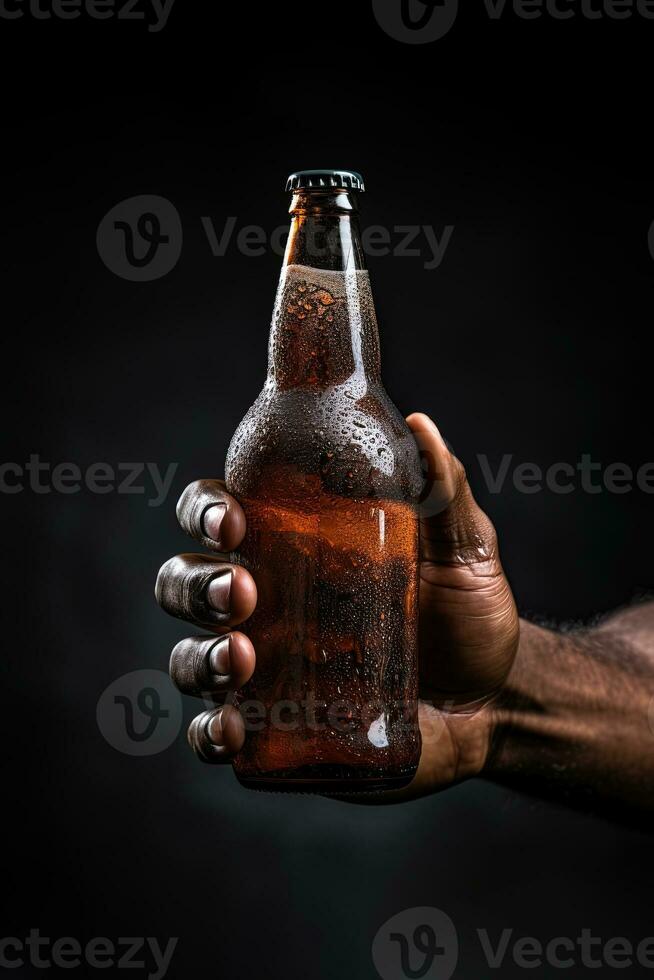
[{"x1": 286, "y1": 169, "x2": 365, "y2": 193}]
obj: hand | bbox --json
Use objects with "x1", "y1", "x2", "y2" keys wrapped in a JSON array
[{"x1": 155, "y1": 413, "x2": 519, "y2": 801}]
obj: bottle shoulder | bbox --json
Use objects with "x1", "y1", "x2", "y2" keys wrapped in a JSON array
[{"x1": 225, "y1": 380, "x2": 423, "y2": 503}]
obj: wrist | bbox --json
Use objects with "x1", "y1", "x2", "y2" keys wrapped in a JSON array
[
  {"x1": 445, "y1": 703, "x2": 497, "y2": 783},
  {"x1": 480, "y1": 619, "x2": 543, "y2": 780}
]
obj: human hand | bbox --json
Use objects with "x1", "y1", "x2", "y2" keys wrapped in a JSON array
[{"x1": 155, "y1": 413, "x2": 519, "y2": 801}]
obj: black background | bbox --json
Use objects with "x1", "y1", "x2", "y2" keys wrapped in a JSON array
[{"x1": 2, "y1": 1, "x2": 653, "y2": 977}]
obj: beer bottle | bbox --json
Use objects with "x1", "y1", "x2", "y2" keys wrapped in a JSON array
[{"x1": 225, "y1": 169, "x2": 423, "y2": 792}]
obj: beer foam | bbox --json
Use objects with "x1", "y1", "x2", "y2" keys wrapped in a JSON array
[
  {"x1": 276, "y1": 264, "x2": 379, "y2": 331},
  {"x1": 281, "y1": 263, "x2": 372, "y2": 298}
]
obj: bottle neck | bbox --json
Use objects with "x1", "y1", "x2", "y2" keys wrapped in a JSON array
[
  {"x1": 268, "y1": 190, "x2": 381, "y2": 390},
  {"x1": 282, "y1": 190, "x2": 366, "y2": 272}
]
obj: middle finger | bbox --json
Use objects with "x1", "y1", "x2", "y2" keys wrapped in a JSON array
[{"x1": 155, "y1": 553, "x2": 257, "y2": 629}]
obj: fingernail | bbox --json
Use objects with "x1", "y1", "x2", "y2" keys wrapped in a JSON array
[
  {"x1": 206, "y1": 568, "x2": 233, "y2": 614},
  {"x1": 209, "y1": 635, "x2": 231, "y2": 676},
  {"x1": 203, "y1": 503, "x2": 227, "y2": 544},
  {"x1": 206, "y1": 709, "x2": 224, "y2": 746}
]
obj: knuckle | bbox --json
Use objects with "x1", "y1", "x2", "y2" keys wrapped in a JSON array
[
  {"x1": 187, "y1": 711, "x2": 209, "y2": 758},
  {"x1": 176, "y1": 479, "x2": 228, "y2": 543},
  {"x1": 187, "y1": 708, "x2": 223, "y2": 763},
  {"x1": 155, "y1": 554, "x2": 225, "y2": 624},
  {"x1": 175, "y1": 482, "x2": 196, "y2": 524},
  {"x1": 154, "y1": 555, "x2": 183, "y2": 605},
  {"x1": 169, "y1": 635, "x2": 220, "y2": 696}
]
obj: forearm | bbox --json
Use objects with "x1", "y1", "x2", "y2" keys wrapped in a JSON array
[{"x1": 485, "y1": 605, "x2": 654, "y2": 821}]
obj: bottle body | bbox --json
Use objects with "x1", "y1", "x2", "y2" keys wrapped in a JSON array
[
  {"x1": 226, "y1": 175, "x2": 423, "y2": 793},
  {"x1": 226, "y1": 258, "x2": 423, "y2": 792}
]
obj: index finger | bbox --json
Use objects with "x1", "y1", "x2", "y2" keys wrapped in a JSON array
[{"x1": 176, "y1": 479, "x2": 247, "y2": 552}]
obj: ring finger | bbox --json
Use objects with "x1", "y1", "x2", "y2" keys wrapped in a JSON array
[{"x1": 169, "y1": 631, "x2": 256, "y2": 700}]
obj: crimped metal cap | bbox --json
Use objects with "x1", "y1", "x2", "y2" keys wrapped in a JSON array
[{"x1": 286, "y1": 169, "x2": 365, "y2": 192}]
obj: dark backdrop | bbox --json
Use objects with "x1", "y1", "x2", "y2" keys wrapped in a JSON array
[{"x1": 2, "y1": 2, "x2": 653, "y2": 978}]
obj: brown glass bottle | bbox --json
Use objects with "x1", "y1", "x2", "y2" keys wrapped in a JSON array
[{"x1": 225, "y1": 170, "x2": 423, "y2": 793}]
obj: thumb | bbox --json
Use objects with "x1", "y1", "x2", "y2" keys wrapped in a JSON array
[
  {"x1": 406, "y1": 412, "x2": 496, "y2": 567},
  {"x1": 406, "y1": 412, "x2": 518, "y2": 703}
]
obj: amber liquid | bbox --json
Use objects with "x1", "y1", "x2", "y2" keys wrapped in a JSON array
[
  {"x1": 227, "y1": 263, "x2": 423, "y2": 792},
  {"x1": 232, "y1": 485, "x2": 420, "y2": 792}
]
